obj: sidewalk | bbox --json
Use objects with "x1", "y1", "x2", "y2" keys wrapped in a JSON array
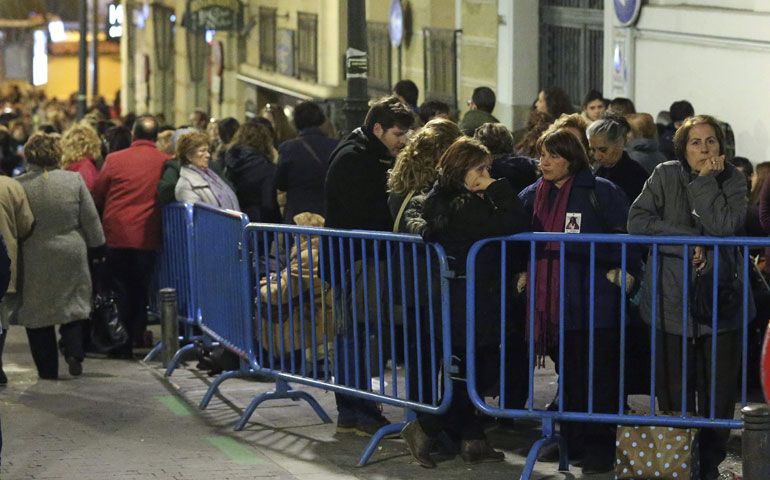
[{"x1": 0, "y1": 326, "x2": 744, "y2": 479}]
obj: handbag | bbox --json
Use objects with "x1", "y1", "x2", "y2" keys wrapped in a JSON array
[
  {"x1": 690, "y1": 255, "x2": 742, "y2": 327},
  {"x1": 615, "y1": 423, "x2": 699, "y2": 479},
  {"x1": 89, "y1": 291, "x2": 129, "y2": 353}
]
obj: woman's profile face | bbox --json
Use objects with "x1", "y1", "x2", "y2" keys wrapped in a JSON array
[
  {"x1": 539, "y1": 149, "x2": 571, "y2": 187},
  {"x1": 188, "y1": 144, "x2": 211, "y2": 169},
  {"x1": 535, "y1": 91, "x2": 548, "y2": 114},
  {"x1": 463, "y1": 161, "x2": 491, "y2": 191},
  {"x1": 685, "y1": 123, "x2": 720, "y2": 173}
]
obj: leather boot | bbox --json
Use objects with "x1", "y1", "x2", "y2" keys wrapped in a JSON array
[
  {"x1": 401, "y1": 420, "x2": 436, "y2": 468},
  {"x1": 460, "y1": 439, "x2": 505, "y2": 464}
]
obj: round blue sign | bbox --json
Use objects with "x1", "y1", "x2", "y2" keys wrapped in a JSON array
[
  {"x1": 613, "y1": 0, "x2": 641, "y2": 27},
  {"x1": 388, "y1": 0, "x2": 404, "y2": 47}
]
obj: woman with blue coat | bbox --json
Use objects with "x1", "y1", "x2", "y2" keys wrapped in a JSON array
[{"x1": 518, "y1": 128, "x2": 637, "y2": 474}]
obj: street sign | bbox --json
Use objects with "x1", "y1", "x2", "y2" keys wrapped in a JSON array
[
  {"x1": 613, "y1": 0, "x2": 641, "y2": 27},
  {"x1": 388, "y1": 0, "x2": 404, "y2": 48},
  {"x1": 183, "y1": 0, "x2": 243, "y2": 32}
]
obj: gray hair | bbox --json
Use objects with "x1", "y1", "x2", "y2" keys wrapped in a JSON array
[{"x1": 586, "y1": 113, "x2": 630, "y2": 144}]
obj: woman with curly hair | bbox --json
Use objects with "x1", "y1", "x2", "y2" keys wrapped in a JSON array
[
  {"x1": 387, "y1": 118, "x2": 462, "y2": 232},
  {"x1": 60, "y1": 123, "x2": 102, "y2": 191},
  {"x1": 515, "y1": 109, "x2": 554, "y2": 158}
]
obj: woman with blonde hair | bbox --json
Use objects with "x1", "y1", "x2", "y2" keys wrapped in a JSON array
[
  {"x1": 387, "y1": 118, "x2": 461, "y2": 232},
  {"x1": 60, "y1": 123, "x2": 102, "y2": 191}
]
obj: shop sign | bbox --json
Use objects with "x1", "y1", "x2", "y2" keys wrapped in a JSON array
[{"x1": 183, "y1": 0, "x2": 243, "y2": 32}]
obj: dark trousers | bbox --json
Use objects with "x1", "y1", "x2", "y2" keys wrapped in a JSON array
[
  {"x1": 26, "y1": 321, "x2": 84, "y2": 379},
  {"x1": 550, "y1": 329, "x2": 620, "y2": 462},
  {"x1": 107, "y1": 248, "x2": 156, "y2": 350},
  {"x1": 656, "y1": 330, "x2": 741, "y2": 480}
]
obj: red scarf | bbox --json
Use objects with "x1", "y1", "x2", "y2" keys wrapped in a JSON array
[{"x1": 529, "y1": 176, "x2": 574, "y2": 363}]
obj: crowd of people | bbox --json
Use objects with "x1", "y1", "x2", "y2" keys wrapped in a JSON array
[{"x1": 0, "y1": 80, "x2": 763, "y2": 480}]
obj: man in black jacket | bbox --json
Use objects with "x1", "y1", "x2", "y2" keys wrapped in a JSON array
[{"x1": 324, "y1": 96, "x2": 413, "y2": 436}]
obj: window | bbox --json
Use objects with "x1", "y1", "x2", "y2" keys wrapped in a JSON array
[
  {"x1": 297, "y1": 12, "x2": 318, "y2": 82},
  {"x1": 423, "y1": 28, "x2": 459, "y2": 109},
  {"x1": 259, "y1": 7, "x2": 276, "y2": 71},
  {"x1": 367, "y1": 22, "x2": 391, "y2": 98}
]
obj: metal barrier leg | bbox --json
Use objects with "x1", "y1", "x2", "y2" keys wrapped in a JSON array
[
  {"x1": 143, "y1": 341, "x2": 163, "y2": 362},
  {"x1": 233, "y1": 379, "x2": 332, "y2": 431},
  {"x1": 199, "y1": 369, "x2": 247, "y2": 410},
  {"x1": 164, "y1": 343, "x2": 198, "y2": 377},
  {"x1": 519, "y1": 418, "x2": 568, "y2": 480},
  {"x1": 742, "y1": 404, "x2": 770, "y2": 480},
  {"x1": 357, "y1": 422, "x2": 405, "y2": 467}
]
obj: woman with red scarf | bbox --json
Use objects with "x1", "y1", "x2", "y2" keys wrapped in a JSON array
[{"x1": 518, "y1": 128, "x2": 637, "y2": 474}]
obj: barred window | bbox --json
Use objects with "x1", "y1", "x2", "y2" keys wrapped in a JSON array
[
  {"x1": 297, "y1": 12, "x2": 318, "y2": 82},
  {"x1": 423, "y1": 28, "x2": 459, "y2": 109},
  {"x1": 367, "y1": 22, "x2": 391, "y2": 98},
  {"x1": 259, "y1": 7, "x2": 276, "y2": 71}
]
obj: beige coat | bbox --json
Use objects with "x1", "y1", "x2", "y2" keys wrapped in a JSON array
[
  {"x1": 259, "y1": 213, "x2": 333, "y2": 361},
  {"x1": 0, "y1": 176, "x2": 34, "y2": 328}
]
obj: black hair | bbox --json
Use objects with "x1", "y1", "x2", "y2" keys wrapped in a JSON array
[
  {"x1": 730, "y1": 156, "x2": 753, "y2": 177},
  {"x1": 418, "y1": 100, "x2": 450, "y2": 125},
  {"x1": 669, "y1": 100, "x2": 695, "y2": 124},
  {"x1": 541, "y1": 86, "x2": 574, "y2": 118},
  {"x1": 364, "y1": 96, "x2": 414, "y2": 131},
  {"x1": 104, "y1": 125, "x2": 133, "y2": 153},
  {"x1": 582, "y1": 89, "x2": 604, "y2": 109},
  {"x1": 607, "y1": 97, "x2": 636, "y2": 115},
  {"x1": 393, "y1": 80, "x2": 419, "y2": 107},
  {"x1": 217, "y1": 117, "x2": 240, "y2": 144},
  {"x1": 471, "y1": 87, "x2": 496, "y2": 113},
  {"x1": 293, "y1": 101, "x2": 326, "y2": 131},
  {"x1": 132, "y1": 115, "x2": 158, "y2": 142}
]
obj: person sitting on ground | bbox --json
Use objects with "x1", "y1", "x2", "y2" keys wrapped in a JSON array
[
  {"x1": 626, "y1": 112, "x2": 667, "y2": 174},
  {"x1": 459, "y1": 87, "x2": 498, "y2": 136},
  {"x1": 588, "y1": 113, "x2": 649, "y2": 202},
  {"x1": 473, "y1": 122, "x2": 538, "y2": 195},
  {"x1": 174, "y1": 132, "x2": 240, "y2": 211},
  {"x1": 418, "y1": 100, "x2": 451, "y2": 125},
  {"x1": 580, "y1": 89, "x2": 606, "y2": 123}
]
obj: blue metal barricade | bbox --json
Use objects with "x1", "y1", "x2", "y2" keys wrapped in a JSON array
[
  {"x1": 241, "y1": 223, "x2": 454, "y2": 466},
  {"x1": 466, "y1": 232, "x2": 764, "y2": 479},
  {"x1": 145, "y1": 203, "x2": 197, "y2": 366}
]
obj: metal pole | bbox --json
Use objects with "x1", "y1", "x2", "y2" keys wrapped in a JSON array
[
  {"x1": 90, "y1": 0, "x2": 99, "y2": 99},
  {"x1": 77, "y1": 0, "x2": 88, "y2": 119},
  {"x1": 343, "y1": 0, "x2": 369, "y2": 133},
  {"x1": 159, "y1": 288, "x2": 180, "y2": 368},
  {"x1": 742, "y1": 404, "x2": 770, "y2": 480}
]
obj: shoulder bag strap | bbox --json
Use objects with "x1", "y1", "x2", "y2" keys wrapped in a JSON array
[
  {"x1": 299, "y1": 138, "x2": 324, "y2": 166},
  {"x1": 393, "y1": 190, "x2": 416, "y2": 233}
]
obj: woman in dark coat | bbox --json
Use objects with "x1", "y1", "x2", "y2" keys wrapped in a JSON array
[
  {"x1": 628, "y1": 115, "x2": 751, "y2": 480},
  {"x1": 223, "y1": 122, "x2": 281, "y2": 223},
  {"x1": 518, "y1": 128, "x2": 636, "y2": 474},
  {"x1": 400, "y1": 137, "x2": 529, "y2": 468}
]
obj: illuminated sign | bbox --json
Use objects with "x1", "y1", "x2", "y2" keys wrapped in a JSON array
[
  {"x1": 182, "y1": 0, "x2": 243, "y2": 32},
  {"x1": 107, "y1": 2, "x2": 124, "y2": 40}
]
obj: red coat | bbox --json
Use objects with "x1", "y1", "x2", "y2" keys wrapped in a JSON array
[
  {"x1": 93, "y1": 140, "x2": 169, "y2": 250},
  {"x1": 66, "y1": 157, "x2": 98, "y2": 192}
]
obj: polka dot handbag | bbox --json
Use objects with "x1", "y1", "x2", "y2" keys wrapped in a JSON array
[{"x1": 615, "y1": 424, "x2": 699, "y2": 479}]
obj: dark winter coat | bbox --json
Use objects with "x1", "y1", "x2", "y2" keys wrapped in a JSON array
[
  {"x1": 458, "y1": 109, "x2": 499, "y2": 136},
  {"x1": 490, "y1": 153, "x2": 539, "y2": 195},
  {"x1": 627, "y1": 160, "x2": 754, "y2": 337},
  {"x1": 223, "y1": 145, "x2": 281, "y2": 224},
  {"x1": 519, "y1": 169, "x2": 639, "y2": 331},
  {"x1": 626, "y1": 138, "x2": 667, "y2": 175},
  {"x1": 276, "y1": 127, "x2": 338, "y2": 222},
  {"x1": 594, "y1": 151, "x2": 649, "y2": 204},
  {"x1": 421, "y1": 180, "x2": 529, "y2": 347}
]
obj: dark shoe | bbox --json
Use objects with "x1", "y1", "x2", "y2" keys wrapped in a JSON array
[
  {"x1": 401, "y1": 420, "x2": 436, "y2": 468},
  {"x1": 460, "y1": 439, "x2": 505, "y2": 464},
  {"x1": 580, "y1": 454, "x2": 613, "y2": 474},
  {"x1": 354, "y1": 413, "x2": 390, "y2": 437},
  {"x1": 66, "y1": 356, "x2": 83, "y2": 376},
  {"x1": 0, "y1": 366, "x2": 7, "y2": 385},
  {"x1": 336, "y1": 416, "x2": 358, "y2": 434},
  {"x1": 537, "y1": 443, "x2": 561, "y2": 463}
]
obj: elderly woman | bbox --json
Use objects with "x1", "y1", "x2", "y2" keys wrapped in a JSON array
[
  {"x1": 16, "y1": 133, "x2": 105, "y2": 379},
  {"x1": 401, "y1": 137, "x2": 528, "y2": 468},
  {"x1": 518, "y1": 128, "x2": 634, "y2": 474},
  {"x1": 587, "y1": 113, "x2": 649, "y2": 202},
  {"x1": 60, "y1": 123, "x2": 102, "y2": 192},
  {"x1": 627, "y1": 115, "x2": 752, "y2": 480},
  {"x1": 174, "y1": 131, "x2": 240, "y2": 211}
]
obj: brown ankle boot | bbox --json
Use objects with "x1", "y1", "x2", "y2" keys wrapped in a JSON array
[
  {"x1": 401, "y1": 420, "x2": 436, "y2": 468},
  {"x1": 460, "y1": 439, "x2": 505, "y2": 464}
]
